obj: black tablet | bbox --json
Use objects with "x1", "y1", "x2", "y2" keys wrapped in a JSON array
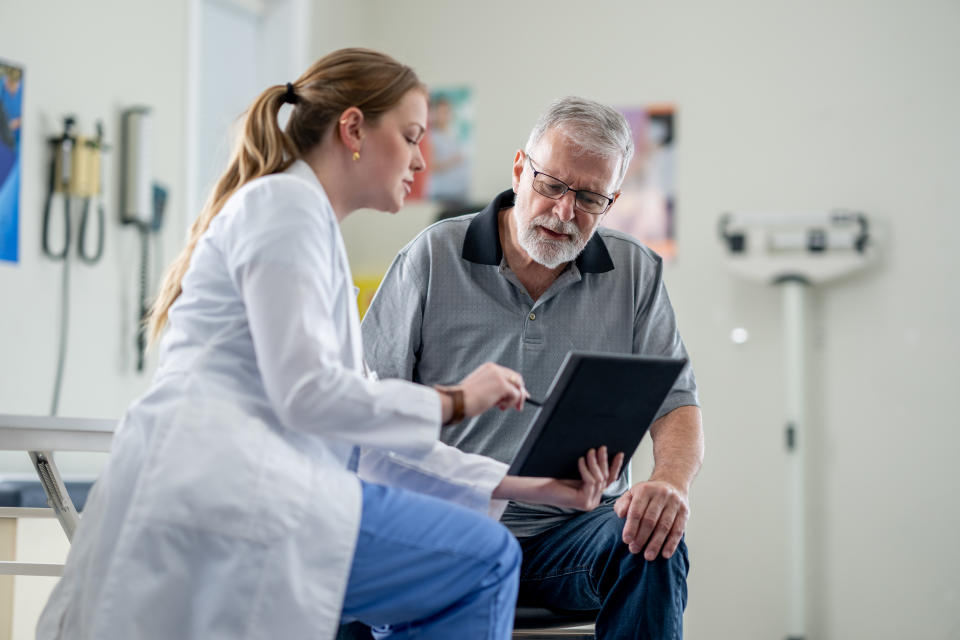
[{"x1": 508, "y1": 351, "x2": 687, "y2": 480}]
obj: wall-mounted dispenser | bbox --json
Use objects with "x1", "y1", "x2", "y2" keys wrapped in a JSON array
[
  {"x1": 120, "y1": 106, "x2": 166, "y2": 372},
  {"x1": 120, "y1": 107, "x2": 154, "y2": 228}
]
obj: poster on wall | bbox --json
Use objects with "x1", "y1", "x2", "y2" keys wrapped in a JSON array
[
  {"x1": 0, "y1": 59, "x2": 23, "y2": 263},
  {"x1": 410, "y1": 86, "x2": 474, "y2": 212},
  {"x1": 603, "y1": 105, "x2": 676, "y2": 260}
]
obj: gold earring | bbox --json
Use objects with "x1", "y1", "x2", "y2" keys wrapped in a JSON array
[
  {"x1": 340, "y1": 119, "x2": 348, "y2": 125},
  {"x1": 353, "y1": 151, "x2": 360, "y2": 162}
]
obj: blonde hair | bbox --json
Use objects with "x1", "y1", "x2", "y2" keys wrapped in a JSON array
[{"x1": 147, "y1": 48, "x2": 423, "y2": 344}]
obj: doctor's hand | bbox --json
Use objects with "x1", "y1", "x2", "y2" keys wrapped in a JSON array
[
  {"x1": 493, "y1": 447, "x2": 624, "y2": 511},
  {"x1": 555, "y1": 447, "x2": 625, "y2": 511},
  {"x1": 614, "y1": 479, "x2": 689, "y2": 561},
  {"x1": 459, "y1": 362, "x2": 529, "y2": 415}
]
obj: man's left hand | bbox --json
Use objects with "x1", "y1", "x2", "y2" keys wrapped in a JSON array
[{"x1": 613, "y1": 480, "x2": 689, "y2": 561}]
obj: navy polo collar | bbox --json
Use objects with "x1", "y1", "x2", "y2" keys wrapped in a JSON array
[{"x1": 461, "y1": 189, "x2": 615, "y2": 273}]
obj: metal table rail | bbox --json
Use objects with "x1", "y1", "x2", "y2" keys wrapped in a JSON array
[{"x1": 0, "y1": 414, "x2": 116, "y2": 578}]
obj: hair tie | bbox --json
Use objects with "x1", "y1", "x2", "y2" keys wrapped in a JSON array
[{"x1": 283, "y1": 82, "x2": 299, "y2": 105}]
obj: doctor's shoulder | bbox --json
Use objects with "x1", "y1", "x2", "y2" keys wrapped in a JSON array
[
  {"x1": 206, "y1": 172, "x2": 339, "y2": 270},
  {"x1": 213, "y1": 173, "x2": 335, "y2": 238}
]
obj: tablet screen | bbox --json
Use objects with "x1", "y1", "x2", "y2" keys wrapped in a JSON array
[{"x1": 508, "y1": 352, "x2": 687, "y2": 479}]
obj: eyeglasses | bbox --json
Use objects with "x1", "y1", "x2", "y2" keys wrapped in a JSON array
[{"x1": 525, "y1": 155, "x2": 614, "y2": 215}]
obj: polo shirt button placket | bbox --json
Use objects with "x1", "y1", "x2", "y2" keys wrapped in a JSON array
[{"x1": 522, "y1": 308, "x2": 544, "y2": 345}]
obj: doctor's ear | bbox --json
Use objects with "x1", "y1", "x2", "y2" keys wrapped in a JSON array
[{"x1": 337, "y1": 107, "x2": 365, "y2": 153}]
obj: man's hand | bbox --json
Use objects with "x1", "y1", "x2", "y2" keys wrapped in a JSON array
[{"x1": 614, "y1": 480, "x2": 689, "y2": 561}]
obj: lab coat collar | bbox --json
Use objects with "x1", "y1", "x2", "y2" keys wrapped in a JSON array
[{"x1": 285, "y1": 159, "x2": 326, "y2": 195}]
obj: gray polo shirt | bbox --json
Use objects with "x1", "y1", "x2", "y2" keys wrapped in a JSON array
[{"x1": 361, "y1": 189, "x2": 699, "y2": 537}]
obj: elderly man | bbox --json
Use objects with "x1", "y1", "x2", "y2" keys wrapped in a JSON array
[{"x1": 361, "y1": 97, "x2": 703, "y2": 639}]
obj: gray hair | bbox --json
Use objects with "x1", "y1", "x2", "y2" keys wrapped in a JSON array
[{"x1": 523, "y1": 96, "x2": 635, "y2": 190}]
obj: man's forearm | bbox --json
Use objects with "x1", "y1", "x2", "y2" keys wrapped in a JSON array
[{"x1": 648, "y1": 405, "x2": 704, "y2": 493}]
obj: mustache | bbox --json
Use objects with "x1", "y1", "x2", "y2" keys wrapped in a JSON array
[{"x1": 529, "y1": 215, "x2": 579, "y2": 238}]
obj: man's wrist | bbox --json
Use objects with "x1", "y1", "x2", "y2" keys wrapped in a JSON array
[{"x1": 647, "y1": 472, "x2": 691, "y2": 495}]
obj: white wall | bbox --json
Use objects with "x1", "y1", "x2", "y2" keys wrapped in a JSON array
[
  {"x1": 0, "y1": 0, "x2": 189, "y2": 636},
  {"x1": 0, "y1": 0, "x2": 190, "y2": 479},
  {"x1": 321, "y1": 1, "x2": 960, "y2": 638}
]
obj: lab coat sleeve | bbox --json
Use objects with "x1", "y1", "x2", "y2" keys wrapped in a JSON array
[
  {"x1": 358, "y1": 229, "x2": 510, "y2": 517},
  {"x1": 223, "y1": 179, "x2": 441, "y2": 457},
  {"x1": 358, "y1": 444, "x2": 509, "y2": 519}
]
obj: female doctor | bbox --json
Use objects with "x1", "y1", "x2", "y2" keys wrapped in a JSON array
[{"x1": 37, "y1": 49, "x2": 621, "y2": 640}]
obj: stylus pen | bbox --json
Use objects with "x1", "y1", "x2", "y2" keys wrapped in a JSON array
[{"x1": 525, "y1": 396, "x2": 543, "y2": 407}]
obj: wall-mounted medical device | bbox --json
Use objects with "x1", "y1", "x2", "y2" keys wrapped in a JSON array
[
  {"x1": 44, "y1": 116, "x2": 107, "y2": 263},
  {"x1": 43, "y1": 116, "x2": 109, "y2": 417},
  {"x1": 120, "y1": 107, "x2": 155, "y2": 228},
  {"x1": 718, "y1": 210, "x2": 872, "y2": 284},
  {"x1": 51, "y1": 119, "x2": 103, "y2": 199},
  {"x1": 120, "y1": 106, "x2": 167, "y2": 372}
]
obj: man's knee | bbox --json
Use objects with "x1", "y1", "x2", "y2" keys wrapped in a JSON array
[
  {"x1": 596, "y1": 511, "x2": 688, "y2": 586},
  {"x1": 616, "y1": 534, "x2": 688, "y2": 574},
  {"x1": 592, "y1": 507, "x2": 634, "y2": 558}
]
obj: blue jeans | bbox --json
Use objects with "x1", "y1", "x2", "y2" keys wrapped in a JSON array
[
  {"x1": 517, "y1": 503, "x2": 689, "y2": 640},
  {"x1": 339, "y1": 481, "x2": 521, "y2": 639}
]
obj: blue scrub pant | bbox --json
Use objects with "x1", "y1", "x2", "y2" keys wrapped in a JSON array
[{"x1": 339, "y1": 481, "x2": 521, "y2": 639}]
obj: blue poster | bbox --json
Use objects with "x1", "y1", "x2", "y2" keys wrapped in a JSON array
[{"x1": 0, "y1": 60, "x2": 23, "y2": 263}]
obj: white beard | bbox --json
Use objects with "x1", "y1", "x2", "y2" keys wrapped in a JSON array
[{"x1": 517, "y1": 214, "x2": 592, "y2": 269}]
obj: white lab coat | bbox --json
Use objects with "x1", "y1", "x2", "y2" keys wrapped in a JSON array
[{"x1": 37, "y1": 160, "x2": 508, "y2": 640}]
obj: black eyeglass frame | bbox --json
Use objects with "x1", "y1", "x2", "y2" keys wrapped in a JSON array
[{"x1": 524, "y1": 154, "x2": 615, "y2": 215}]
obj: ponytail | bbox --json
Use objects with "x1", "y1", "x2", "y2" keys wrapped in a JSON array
[
  {"x1": 146, "y1": 83, "x2": 296, "y2": 344},
  {"x1": 146, "y1": 48, "x2": 424, "y2": 346}
]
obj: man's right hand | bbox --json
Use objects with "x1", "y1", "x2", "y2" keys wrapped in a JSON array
[{"x1": 614, "y1": 479, "x2": 690, "y2": 560}]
